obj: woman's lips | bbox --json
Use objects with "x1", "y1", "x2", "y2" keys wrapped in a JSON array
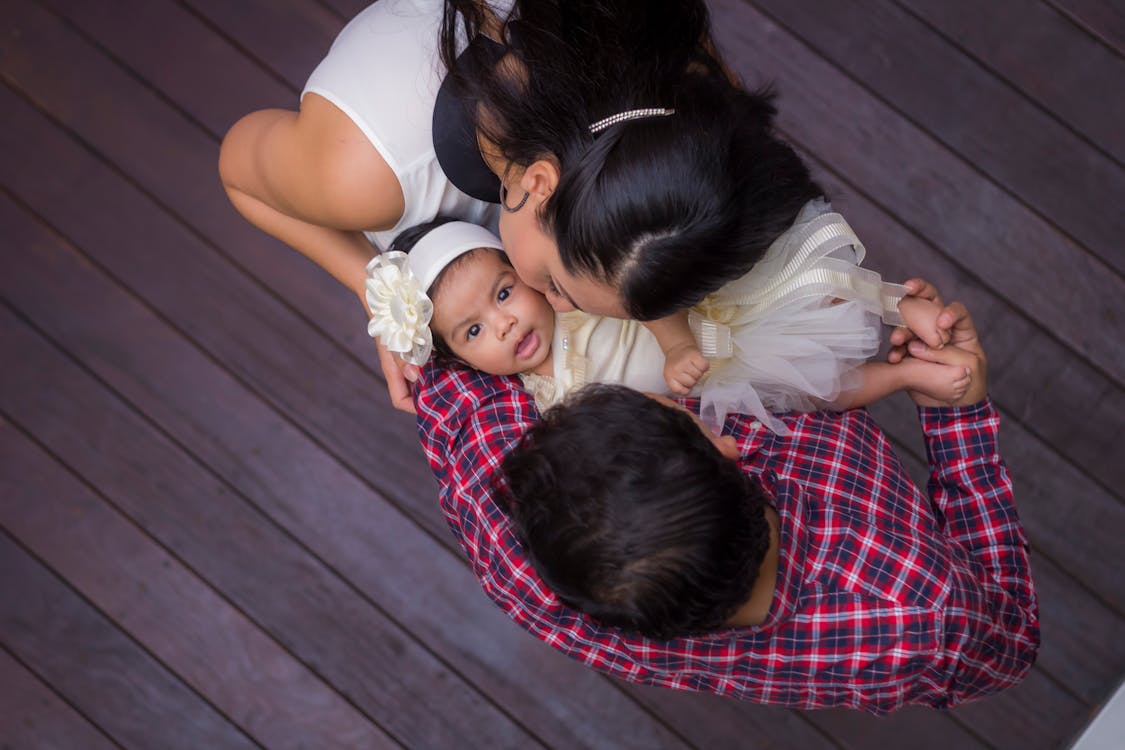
[{"x1": 516, "y1": 331, "x2": 539, "y2": 359}]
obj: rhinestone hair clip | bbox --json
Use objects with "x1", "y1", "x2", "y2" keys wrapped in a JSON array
[{"x1": 588, "y1": 108, "x2": 675, "y2": 134}]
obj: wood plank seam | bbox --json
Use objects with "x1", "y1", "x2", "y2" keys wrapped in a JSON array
[
  {"x1": 37, "y1": 0, "x2": 225, "y2": 142},
  {"x1": 1041, "y1": 0, "x2": 1125, "y2": 57},
  {"x1": 890, "y1": 0, "x2": 1125, "y2": 170},
  {"x1": 744, "y1": 0, "x2": 1124, "y2": 280},
  {"x1": 168, "y1": 0, "x2": 307, "y2": 94},
  {"x1": 0, "y1": 525, "x2": 267, "y2": 749},
  {"x1": 0, "y1": 642, "x2": 128, "y2": 750},
  {"x1": 0, "y1": 296, "x2": 551, "y2": 749},
  {"x1": 0, "y1": 323, "x2": 417, "y2": 746}
]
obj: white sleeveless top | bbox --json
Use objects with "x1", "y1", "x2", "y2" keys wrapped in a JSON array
[{"x1": 302, "y1": 0, "x2": 506, "y2": 250}]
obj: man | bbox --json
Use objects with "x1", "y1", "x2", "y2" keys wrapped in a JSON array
[{"x1": 413, "y1": 282, "x2": 1038, "y2": 714}]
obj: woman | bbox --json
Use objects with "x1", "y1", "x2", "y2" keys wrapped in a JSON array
[{"x1": 219, "y1": 0, "x2": 820, "y2": 408}]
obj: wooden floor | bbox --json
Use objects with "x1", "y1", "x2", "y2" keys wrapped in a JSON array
[{"x1": 2, "y1": 0, "x2": 1122, "y2": 748}]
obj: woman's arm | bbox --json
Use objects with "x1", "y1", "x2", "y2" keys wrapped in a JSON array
[
  {"x1": 218, "y1": 94, "x2": 405, "y2": 300},
  {"x1": 220, "y1": 93, "x2": 419, "y2": 410}
]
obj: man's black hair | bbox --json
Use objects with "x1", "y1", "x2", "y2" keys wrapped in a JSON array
[{"x1": 500, "y1": 384, "x2": 771, "y2": 639}]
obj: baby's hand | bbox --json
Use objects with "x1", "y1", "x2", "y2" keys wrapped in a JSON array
[
  {"x1": 663, "y1": 343, "x2": 710, "y2": 395},
  {"x1": 898, "y1": 295, "x2": 951, "y2": 350}
]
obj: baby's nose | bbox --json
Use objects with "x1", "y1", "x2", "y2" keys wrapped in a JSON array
[{"x1": 496, "y1": 315, "x2": 516, "y2": 339}]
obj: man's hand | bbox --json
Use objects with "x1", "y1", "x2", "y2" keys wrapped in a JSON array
[
  {"x1": 375, "y1": 338, "x2": 420, "y2": 414},
  {"x1": 902, "y1": 300, "x2": 988, "y2": 407}
]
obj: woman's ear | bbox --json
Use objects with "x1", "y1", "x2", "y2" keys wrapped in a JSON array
[{"x1": 519, "y1": 158, "x2": 560, "y2": 199}]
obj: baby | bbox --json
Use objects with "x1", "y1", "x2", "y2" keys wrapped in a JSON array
[{"x1": 365, "y1": 219, "x2": 969, "y2": 427}]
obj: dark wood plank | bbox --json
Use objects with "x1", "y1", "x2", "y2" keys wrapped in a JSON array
[
  {"x1": 315, "y1": 0, "x2": 369, "y2": 22},
  {"x1": 0, "y1": 304, "x2": 545, "y2": 750},
  {"x1": 41, "y1": 0, "x2": 297, "y2": 139},
  {"x1": 751, "y1": 0, "x2": 1125, "y2": 276},
  {"x1": 802, "y1": 704, "x2": 990, "y2": 750},
  {"x1": 0, "y1": 423, "x2": 398, "y2": 749},
  {"x1": 183, "y1": 0, "x2": 342, "y2": 87},
  {"x1": 620, "y1": 684, "x2": 843, "y2": 750},
  {"x1": 1049, "y1": 0, "x2": 1125, "y2": 55},
  {"x1": 0, "y1": 180, "x2": 692, "y2": 749},
  {"x1": 898, "y1": 0, "x2": 1125, "y2": 165},
  {"x1": 0, "y1": 532, "x2": 258, "y2": 750},
  {"x1": 0, "y1": 648, "x2": 119, "y2": 750},
  {"x1": 710, "y1": 0, "x2": 1125, "y2": 384},
  {"x1": 36, "y1": 0, "x2": 373, "y2": 368},
  {"x1": 947, "y1": 670, "x2": 1088, "y2": 750}
]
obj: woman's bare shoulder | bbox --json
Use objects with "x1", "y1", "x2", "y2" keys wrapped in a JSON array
[{"x1": 220, "y1": 93, "x2": 405, "y2": 231}]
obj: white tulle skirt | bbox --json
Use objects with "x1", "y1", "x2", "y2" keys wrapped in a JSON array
[{"x1": 691, "y1": 199, "x2": 906, "y2": 434}]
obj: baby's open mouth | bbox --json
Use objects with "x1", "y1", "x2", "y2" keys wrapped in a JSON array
[{"x1": 516, "y1": 331, "x2": 539, "y2": 359}]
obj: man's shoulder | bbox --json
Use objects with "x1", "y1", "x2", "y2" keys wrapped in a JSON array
[
  {"x1": 416, "y1": 361, "x2": 526, "y2": 418},
  {"x1": 414, "y1": 360, "x2": 537, "y2": 470}
]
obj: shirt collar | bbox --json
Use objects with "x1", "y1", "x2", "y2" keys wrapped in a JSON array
[{"x1": 754, "y1": 470, "x2": 806, "y2": 629}]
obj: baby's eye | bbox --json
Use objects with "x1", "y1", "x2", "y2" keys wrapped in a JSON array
[
  {"x1": 497, "y1": 286, "x2": 511, "y2": 302},
  {"x1": 466, "y1": 323, "x2": 482, "y2": 340}
]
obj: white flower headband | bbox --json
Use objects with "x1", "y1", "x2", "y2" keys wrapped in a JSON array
[{"x1": 365, "y1": 221, "x2": 505, "y2": 366}]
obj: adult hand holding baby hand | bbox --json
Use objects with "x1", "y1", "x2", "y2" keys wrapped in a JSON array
[{"x1": 890, "y1": 279, "x2": 988, "y2": 407}]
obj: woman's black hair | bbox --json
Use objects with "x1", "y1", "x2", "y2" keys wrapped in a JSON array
[
  {"x1": 500, "y1": 384, "x2": 771, "y2": 640},
  {"x1": 440, "y1": 0, "x2": 822, "y2": 319}
]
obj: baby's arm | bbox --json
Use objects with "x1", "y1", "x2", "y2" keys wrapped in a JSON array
[
  {"x1": 832, "y1": 359, "x2": 971, "y2": 409},
  {"x1": 644, "y1": 311, "x2": 710, "y2": 395},
  {"x1": 832, "y1": 294, "x2": 967, "y2": 409}
]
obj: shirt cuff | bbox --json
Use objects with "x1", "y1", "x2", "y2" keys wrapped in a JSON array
[{"x1": 917, "y1": 397, "x2": 996, "y2": 430}]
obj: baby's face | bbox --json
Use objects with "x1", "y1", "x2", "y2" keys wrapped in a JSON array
[{"x1": 431, "y1": 249, "x2": 555, "y2": 376}]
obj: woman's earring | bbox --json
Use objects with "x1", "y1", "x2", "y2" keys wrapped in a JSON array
[{"x1": 499, "y1": 182, "x2": 529, "y2": 213}]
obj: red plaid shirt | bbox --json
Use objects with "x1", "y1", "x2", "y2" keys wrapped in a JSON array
[{"x1": 415, "y1": 363, "x2": 1039, "y2": 714}]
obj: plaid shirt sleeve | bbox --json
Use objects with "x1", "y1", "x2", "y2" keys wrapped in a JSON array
[
  {"x1": 414, "y1": 363, "x2": 675, "y2": 686},
  {"x1": 918, "y1": 399, "x2": 1040, "y2": 702},
  {"x1": 415, "y1": 364, "x2": 1039, "y2": 711}
]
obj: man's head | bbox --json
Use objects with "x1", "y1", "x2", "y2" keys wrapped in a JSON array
[{"x1": 500, "y1": 384, "x2": 771, "y2": 640}]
